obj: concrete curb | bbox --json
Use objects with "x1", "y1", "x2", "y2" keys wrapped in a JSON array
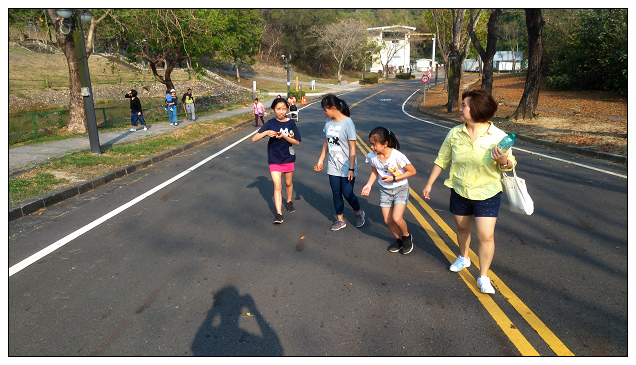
[
  {"x1": 416, "y1": 104, "x2": 627, "y2": 165},
  {"x1": 9, "y1": 119, "x2": 253, "y2": 222}
]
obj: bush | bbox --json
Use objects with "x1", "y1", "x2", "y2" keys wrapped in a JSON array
[
  {"x1": 396, "y1": 73, "x2": 412, "y2": 79},
  {"x1": 287, "y1": 90, "x2": 306, "y2": 99},
  {"x1": 362, "y1": 75, "x2": 378, "y2": 84}
]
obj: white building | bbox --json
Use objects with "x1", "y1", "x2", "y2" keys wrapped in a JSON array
[
  {"x1": 367, "y1": 25, "x2": 416, "y2": 73},
  {"x1": 493, "y1": 51, "x2": 524, "y2": 72}
]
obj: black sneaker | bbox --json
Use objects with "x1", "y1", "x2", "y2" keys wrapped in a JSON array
[
  {"x1": 273, "y1": 214, "x2": 284, "y2": 224},
  {"x1": 287, "y1": 201, "x2": 295, "y2": 213},
  {"x1": 387, "y1": 239, "x2": 402, "y2": 253},
  {"x1": 401, "y1": 235, "x2": 413, "y2": 254}
]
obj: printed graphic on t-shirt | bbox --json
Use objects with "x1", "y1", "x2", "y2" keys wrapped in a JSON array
[
  {"x1": 387, "y1": 162, "x2": 404, "y2": 177},
  {"x1": 278, "y1": 127, "x2": 294, "y2": 139},
  {"x1": 326, "y1": 125, "x2": 345, "y2": 164}
]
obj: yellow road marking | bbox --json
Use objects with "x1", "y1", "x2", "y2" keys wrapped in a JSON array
[
  {"x1": 353, "y1": 126, "x2": 573, "y2": 356},
  {"x1": 409, "y1": 190, "x2": 575, "y2": 356}
]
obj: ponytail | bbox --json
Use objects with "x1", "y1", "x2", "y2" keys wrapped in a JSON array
[
  {"x1": 369, "y1": 127, "x2": 400, "y2": 150},
  {"x1": 321, "y1": 94, "x2": 351, "y2": 117}
]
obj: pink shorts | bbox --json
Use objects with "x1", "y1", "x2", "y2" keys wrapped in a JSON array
[{"x1": 269, "y1": 163, "x2": 295, "y2": 173}]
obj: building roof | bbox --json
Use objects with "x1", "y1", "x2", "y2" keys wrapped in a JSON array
[
  {"x1": 494, "y1": 51, "x2": 523, "y2": 61},
  {"x1": 367, "y1": 25, "x2": 416, "y2": 32}
]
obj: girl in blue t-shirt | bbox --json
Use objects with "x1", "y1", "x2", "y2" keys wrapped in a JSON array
[
  {"x1": 315, "y1": 94, "x2": 365, "y2": 232},
  {"x1": 252, "y1": 97, "x2": 301, "y2": 224}
]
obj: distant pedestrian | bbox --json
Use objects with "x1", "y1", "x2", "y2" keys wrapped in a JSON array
[
  {"x1": 253, "y1": 98, "x2": 265, "y2": 127},
  {"x1": 182, "y1": 88, "x2": 196, "y2": 121},
  {"x1": 361, "y1": 127, "x2": 417, "y2": 254},
  {"x1": 252, "y1": 97, "x2": 301, "y2": 224},
  {"x1": 124, "y1": 89, "x2": 147, "y2": 132},
  {"x1": 315, "y1": 94, "x2": 365, "y2": 231},
  {"x1": 288, "y1": 93, "x2": 297, "y2": 112},
  {"x1": 166, "y1": 89, "x2": 178, "y2": 126}
]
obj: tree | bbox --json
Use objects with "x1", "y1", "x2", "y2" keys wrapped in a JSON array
[
  {"x1": 111, "y1": 9, "x2": 222, "y2": 92},
  {"x1": 546, "y1": 9, "x2": 627, "y2": 95},
  {"x1": 209, "y1": 9, "x2": 263, "y2": 82},
  {"x1": 45, "y1": 9, "x2": 109, "y2": 133},
  {"x1": 469, "y1": 9, "x2": 503, "y2": 94},
  {"x1": 309, "y1": 19, "x2": 368, "y2": 81},
  {"x1": 500, "y1": 19, "x2": 522, "y2": 72},
  {"x1": 511, "y1": 9, "x2": 545, "y2": 120},
  {"x1": 435, "y1": 9, "x2": 482, "y2": 110}
]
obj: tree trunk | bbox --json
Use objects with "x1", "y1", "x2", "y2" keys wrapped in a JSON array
[
  {"x1": 511, "y1": 9, "x2": 545, "y2": 120},
  {"x1": 46, "y1": 9, "x2": 87, "y2": 133},
  {"x1": 470, "y1": 9, "x2": 503, "y2": 95}
]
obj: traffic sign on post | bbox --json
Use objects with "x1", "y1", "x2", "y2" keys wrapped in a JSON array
[{"x1": 421, "y1": 75, "x2": 430, "y2": 83}]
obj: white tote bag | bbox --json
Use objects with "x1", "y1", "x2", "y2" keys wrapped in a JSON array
[{"x1": 501, "y1": 164, "x2": 534, "y2": 215}]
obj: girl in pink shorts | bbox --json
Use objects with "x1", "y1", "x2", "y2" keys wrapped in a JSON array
[{"x1": 252, "y1": 97, "x2": 302, "y2": 224}]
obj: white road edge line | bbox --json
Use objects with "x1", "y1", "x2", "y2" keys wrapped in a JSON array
[
  {"x1": 401, "y1": 90, "x2": 626, "y2": 179},
  {"x1": 9, "y1": 131, "x2": 258, "y2": 277}
]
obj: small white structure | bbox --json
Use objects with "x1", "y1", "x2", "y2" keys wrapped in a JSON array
[
  {"x1": 367, "y1": 25, "x2": 416, "y2": 73},
  {"x1": 494, "y1": 51, "x2": 523, "y2": 72},
  {"x1": 414, "y1": 58, "x2": 435, "y2": 72},
  {"x1": 462, "y1": 58, "x2": 480, "y2": 72}
]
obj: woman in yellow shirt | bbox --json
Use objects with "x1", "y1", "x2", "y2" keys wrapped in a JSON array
[{"x1": 422, "y1": 89, "x2": 516, "y2": 294}]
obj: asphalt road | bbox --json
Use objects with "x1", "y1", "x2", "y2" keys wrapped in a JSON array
[{"x1": 8, "y1": 80, "x2": 628, "y2": 356}]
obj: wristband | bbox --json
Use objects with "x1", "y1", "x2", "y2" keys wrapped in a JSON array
[
  {"x1": 500, "y1": 161, "x2": 509, "y2": 168},
  {"x1": 393, "y1": 176, "x2": 397, "y2": 182},
  {"x1": 348, "y1": 168, "x2": 354, "y2": 171}
]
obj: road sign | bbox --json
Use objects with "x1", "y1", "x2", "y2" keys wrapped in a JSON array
[
  {"x1": 427, "y1": 70, "x2": 432, "y2": 77},
  {"x1": 421, "y1": 75, "x2": 430, "y2": 83}
]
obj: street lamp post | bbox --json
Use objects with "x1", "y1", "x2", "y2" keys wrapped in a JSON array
[
  {"x1": 282, "y1": 54, "x2": 291, "y2": 93},
  {"x1": 56, "y1": 9, "x2": 101, "y2": 154}
]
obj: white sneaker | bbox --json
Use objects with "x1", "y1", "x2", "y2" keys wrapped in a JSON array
[
  {"x1": 129, "y1": 128, "x2": 136, "y2": 132},
  {"x1": 170, "y1": 123, "x2": 174, "y2": 126},
  {"x1": 477, "y1": 276, "x2": 495, "y2": 294},
  {"x1": 143, "y1": 126, "x2": 147, "y2": 131},
  {"x1": 449, "y1": 256, "x2": 470, "y2": 272}
]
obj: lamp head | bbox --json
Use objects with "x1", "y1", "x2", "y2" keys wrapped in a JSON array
[
  {"x1": 55, "y1": 9, "x2": 73, "y2": 19},
  {"x1": 79, "y1": 10, "x2": 93, "y2": 22}
]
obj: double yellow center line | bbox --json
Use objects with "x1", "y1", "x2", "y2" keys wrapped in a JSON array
[{"x1": 350, "y1": 92, "x2": 574, "y2": 356}]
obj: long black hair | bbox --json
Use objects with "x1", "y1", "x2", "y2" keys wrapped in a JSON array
[
  {"x1": 320, "y1": 94, "x2": 351, "y2": 117},
  {"x1": 369, "y1": 127, "x2": 400, "y2": 150}
]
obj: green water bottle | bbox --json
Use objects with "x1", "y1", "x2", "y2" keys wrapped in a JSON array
[{"x1": 497, "y1": 133, "x2": 515, "y2": 153}]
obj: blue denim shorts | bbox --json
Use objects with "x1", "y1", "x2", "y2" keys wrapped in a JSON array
[
  {"x1": 379, "y1": 183, "x2": 410, "y2": 207},
  {"x1": 449, "y1": 189, "x2": 502, "y2": 217}
]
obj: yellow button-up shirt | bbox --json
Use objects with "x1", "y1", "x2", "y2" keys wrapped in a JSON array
[{"x1": 434, "y1": 122, "x2": 517, "y2": 200}]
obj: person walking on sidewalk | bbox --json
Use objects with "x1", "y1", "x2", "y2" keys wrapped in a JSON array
[
  {"x1": 166, "y1": 89, "x2": 178, "y2": 126},
  {"x1": 361, "y1": 127, "x2": 416, "y2": 254},
  {"x1": 252, "y1": 97, "x2": 302, "y2": 224},
  {"x1": 422, "y1": 89, "x2": 516, "y2": 295},
  {"x1": 182, "y1": 88, "x2": 196, "y2": 121},
  {"x1": 253, "y1": 98, "x2": 265, "y2": 127},
  {"x1": 124, "y1": 89, "x2": 148, "y2": 132},
  {"x1": 315, "y1": 94, "x2": 365, "y2": 231}
]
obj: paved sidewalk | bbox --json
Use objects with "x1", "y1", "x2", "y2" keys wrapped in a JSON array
[{"x1": 9, "y1": 82, "x2": 362, "y2": 176}]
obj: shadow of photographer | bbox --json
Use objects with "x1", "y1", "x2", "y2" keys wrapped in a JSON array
[{"x1": 191, "y1": 285, "x2": 283, "y2": 356}]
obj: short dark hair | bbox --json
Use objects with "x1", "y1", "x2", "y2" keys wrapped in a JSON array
[
  {"x1": 462, "y1": 89, "x2": 498, "y2": 123},
  {"x1": 271, "y1": 97, "x2": 288, "y2": 110}
]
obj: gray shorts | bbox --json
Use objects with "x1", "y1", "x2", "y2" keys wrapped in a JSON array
[{"x1": 379, "y1": 183, "x2": 410, "y2": 207}]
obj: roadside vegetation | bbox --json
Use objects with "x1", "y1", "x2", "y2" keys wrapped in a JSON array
[{"x1": 9, "y1": 113, "x2": 251, "y2": 206}]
